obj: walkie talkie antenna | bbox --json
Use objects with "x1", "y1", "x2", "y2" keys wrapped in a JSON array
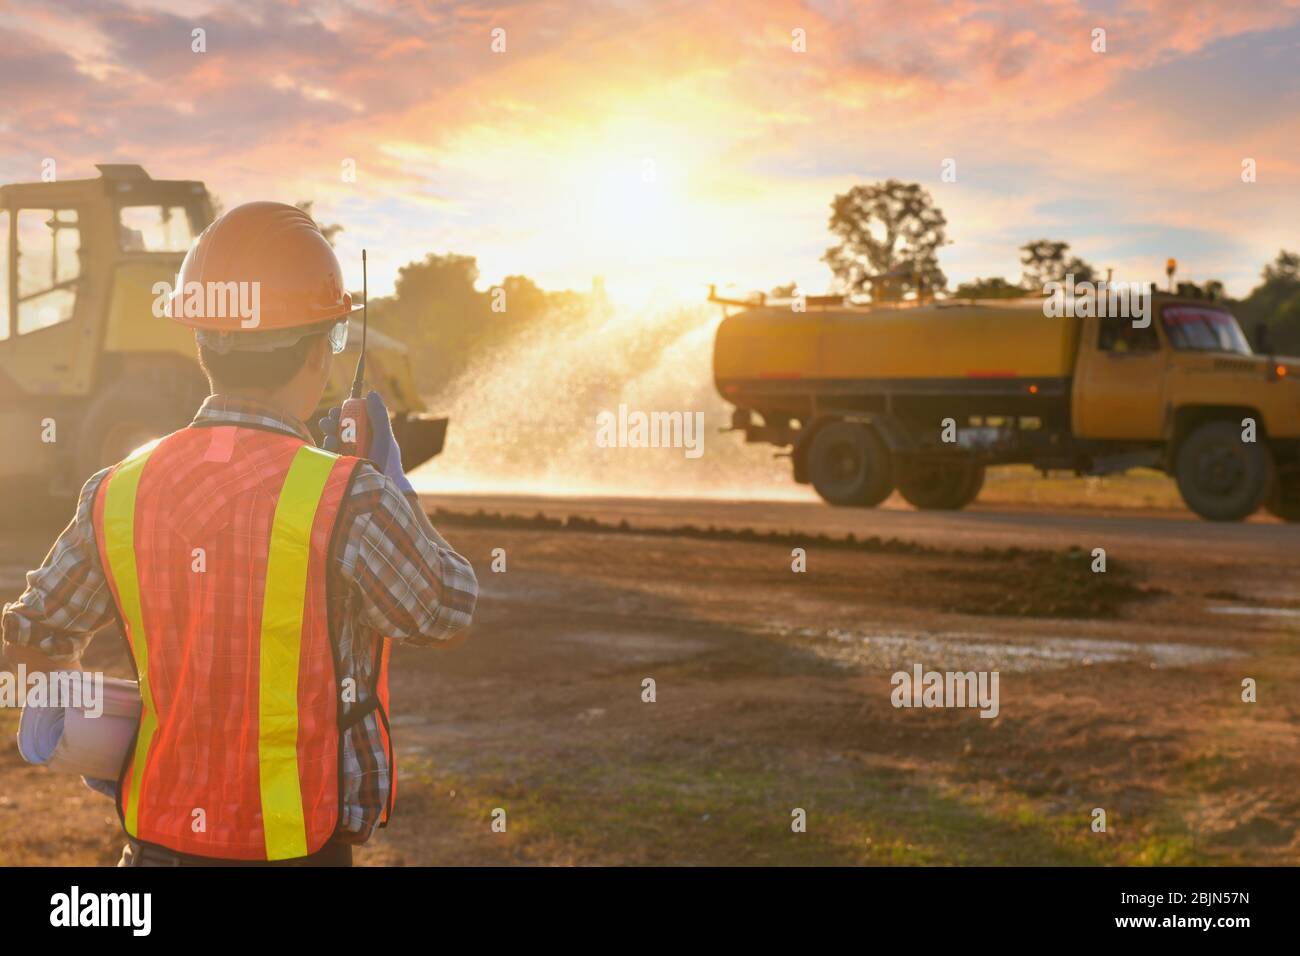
[{"x1": 350, "y1": 248, "x2": 368, "y2": 399}]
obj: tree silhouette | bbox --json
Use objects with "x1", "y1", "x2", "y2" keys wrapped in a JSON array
[
  {"x1": 294, "y1": 201, "x2": 343, "y2": 247},
  {"x1": 823, "y1": 180, "x2": 947, "y2": 301},
  {"x1": 1236, "y1": 250, "x2": 1300, "y2": 353},
  {"x1": 952, "y1": 276, "x2": 1029, "y2": 300},
  {"x1": 365, "y1": 253, "x2": 591, "y2": 395},
  {"x1": 1019, "y1": 239, "x2": 1096, "y2": 290}
]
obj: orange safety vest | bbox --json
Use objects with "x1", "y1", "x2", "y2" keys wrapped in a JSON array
[{"x1": 92, "y1": 423, "x2": 393, "y2": 861}]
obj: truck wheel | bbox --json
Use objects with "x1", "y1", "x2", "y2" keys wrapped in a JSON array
[
  {"x1": 1264, "y1": 471, "x2": 1300, "y2": 522},
  {"x1": 75, "y1": 379, "x2": 197, "y2": 482},
  {"x1": 898, "y1": 461, "x2": 985, "y2": 510},
  {"x1": 806, "y1": 421, "x2": 894, "y2": 507},
  {"x1": 1174, "y1": 421, "x2": 1274, "y2": 521}
]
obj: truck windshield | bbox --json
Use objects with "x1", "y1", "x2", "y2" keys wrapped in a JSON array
[
  {"x1": 1161, "y1": 306, "x2": 1252, "y2": 355},
  {"x1": 117, "y1": 204, "x2": 196, "y2": 252}
]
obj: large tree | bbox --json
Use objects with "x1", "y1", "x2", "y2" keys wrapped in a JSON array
[
  {"x1": 1236, "y1": 250, "x2": 1300, "y2": 354},
  {"x1": 823, "y1": 180, "x2": 948, "y2": 301},
  {"x1": 366, "y1": 253, "x2": 590, "y2": 396},
  {"x1": 368, "y1": 253, "x2": 493, "y2": 391},
  {"x1": 1263, "y1": 249, "x2": 1300, "y2": 284},
  {"x1": 1019, "y1": 239, "x2": 1096, "y2": 291}
]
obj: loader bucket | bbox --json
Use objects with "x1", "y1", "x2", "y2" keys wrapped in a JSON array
[{"x1": 393, "y1": 413, "x2": 449, "y2": 471}]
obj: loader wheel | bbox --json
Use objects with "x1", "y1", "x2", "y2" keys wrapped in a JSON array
[
  {"x1": 897, "y1": 460, "x2": 985, "y2": 511},
  {"x1": 806, "y1": 421, "x2": 894, "y2": 507},
  {"x1": 1174, "y1": 421, "x2": 1274, "y2": 522},
  {"x1": 0, "y1": 478, "x2": 70, "y2": 529},
  {"x1": 1264, "y1": 470, "x2": 1300, "y2": 522},
  {"x1": 76, "y1": 379, "x2": 195, "y2": 482}
]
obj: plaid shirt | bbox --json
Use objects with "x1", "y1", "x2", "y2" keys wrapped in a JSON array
[{"x1": 1, "y1": 395, "x2": 478, "y2": 843}]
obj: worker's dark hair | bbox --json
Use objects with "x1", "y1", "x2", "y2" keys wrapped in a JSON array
[{"x1": 198, "y1": 333, "x2": 325, "y2": 391}]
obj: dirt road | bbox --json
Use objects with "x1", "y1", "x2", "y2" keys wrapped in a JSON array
[
  {"x1": 1, "y1": 495, "x2": 1296, "y2": 865},
  {"x1": 427, "y1": 491, "x2": 1299, "y2": 564}
]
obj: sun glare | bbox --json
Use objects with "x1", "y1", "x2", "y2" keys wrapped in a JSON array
[
  {"x1": 564, "y1": 147, "x2": 688, "y2": 249},
  {"x1": 539, "y1": 117, "x2": 720, "y2": 303}
]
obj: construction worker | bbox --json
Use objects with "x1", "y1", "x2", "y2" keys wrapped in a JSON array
[{"x1": 0, "y1": 202, "x2": 478, "y2": 866}]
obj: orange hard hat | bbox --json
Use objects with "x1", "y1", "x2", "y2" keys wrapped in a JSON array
[{"x1": 168, "y1": 201, "x2": 354, "y2": 332}]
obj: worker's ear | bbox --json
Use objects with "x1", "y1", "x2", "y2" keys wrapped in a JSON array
[{"x1": 311, "y1": 332, "x2": 332, "y2": 371}]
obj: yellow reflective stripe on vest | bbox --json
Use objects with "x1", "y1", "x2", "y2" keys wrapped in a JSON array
[
  {"x1": 258, "y1": 445, "x2": 336, "y2": 860},
  {"x1": 101, "y1": 440, "x2": 161, "y2": 838}
]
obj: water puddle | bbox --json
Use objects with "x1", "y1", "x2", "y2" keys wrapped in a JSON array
[
  {"x1": 1209, "y1": 606, "x2": 1300, "y2": 619},
  {"x1": 764, "y1": 624, "x2": 1242, "y2": 673},
  {"x1": 557, "y1": 630, "x2": 712, "y2": 663}
]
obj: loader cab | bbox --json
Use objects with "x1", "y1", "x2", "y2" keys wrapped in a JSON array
[
  {"x1": 0, "y1": 165, "x2": 446, "y2": 510},
  {"x1": 0, "y1": 165, "x2": 213, "y2": 399}
]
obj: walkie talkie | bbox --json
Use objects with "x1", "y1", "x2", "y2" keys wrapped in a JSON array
[{"x1": 340, "y1": 248, "x2": 370, "y2": 458}]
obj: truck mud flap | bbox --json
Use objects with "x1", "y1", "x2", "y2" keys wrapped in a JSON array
[{"x1": 392, "y1": 414, "x2": 448, "y2": 471}]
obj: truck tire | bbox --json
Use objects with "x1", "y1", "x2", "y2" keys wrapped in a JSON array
[
  {"x1": 1264, "y1": 470, "x2": 1300, "y2": 522},
  {"x1": 75, "y1": 379, "x2": 198, "y2": 483},
  {"x1": 898, "y1": 461, "x2": 985, "y2": 511},
  {"x1": 806, "y1": 421, "x2": 894, "y2": 507},
  {"x1": 1174, "y1": 421, "x2": 1274, "y2": 522}
]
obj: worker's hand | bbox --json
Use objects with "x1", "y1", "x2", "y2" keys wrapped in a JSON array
[
  {"x1": 362, "y1": 390, "x2": 414, "y2": 495},
  {"x1": 320, "y1": 391, "x2": 413, "y2": 495},
  {"x1": 318, "y1": 406, "x2": 344, "y2": 453}
]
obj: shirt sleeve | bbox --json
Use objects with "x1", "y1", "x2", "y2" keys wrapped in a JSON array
[
  {"x1": 342, "y1": 466, "x2": 478, "y2": 646},
  {"x1": 1, "y1": 469, "x2": 118, "y2": 666}
]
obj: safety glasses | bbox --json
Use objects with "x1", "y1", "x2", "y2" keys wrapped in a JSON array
[{"x1": 327, "y1": 320, "x2": 350, "y2": 354}]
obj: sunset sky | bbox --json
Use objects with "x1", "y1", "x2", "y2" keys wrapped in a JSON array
[{"x1": 2, "y1": 0, "x2": 1297, "y2": 303}]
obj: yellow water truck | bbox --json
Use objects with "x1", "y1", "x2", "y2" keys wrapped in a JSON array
[
  {"x1": 0, "y1": 165, "x2": 446, "y2": 511},
  {"x1": 711, "y1": 289, "x2": 1300, "y2": 521}
]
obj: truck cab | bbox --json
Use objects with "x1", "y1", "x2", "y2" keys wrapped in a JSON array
[
  {"x1": 1072, "y1": 298, "x2": 1300, "y2": 519},
  {"x1": 1073, "y1": 299, "x2": 1298, "y2": 440}
]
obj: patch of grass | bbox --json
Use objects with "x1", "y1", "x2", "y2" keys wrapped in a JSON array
[
  {"x1": 1129, "y1": 833, "x2": 1200, "y2": 866},
  {"x1": 390, "y1": 747, "x2": 1201, "y2": 866},
  {"x1": 981, "y1": 466, "x2": 1185, "y2": 511},
  {"x1": 1178, "y1": 753, "x2": 1239, "y2": 794}
]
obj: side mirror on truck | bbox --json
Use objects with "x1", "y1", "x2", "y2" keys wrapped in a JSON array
[{"x1": 1255, "y1": 321, "x2": 1272, "y2": 355}]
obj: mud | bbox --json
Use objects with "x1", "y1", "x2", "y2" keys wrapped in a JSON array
[
  {"x1": 431, "y1": 506, "x2": 1163, "y2": 619},
  {"x1": 1, "y1": 498, "x2": 1295, "y2": 866}
]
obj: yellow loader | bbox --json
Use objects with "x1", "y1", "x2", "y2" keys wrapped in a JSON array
[{"x1": 0, "y1": 165, "x2": 446, "y2": 511}]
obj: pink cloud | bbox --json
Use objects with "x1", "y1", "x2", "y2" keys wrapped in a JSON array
[{"x1": 1, "y1": 0, "x2": 1295, "y2": 298}]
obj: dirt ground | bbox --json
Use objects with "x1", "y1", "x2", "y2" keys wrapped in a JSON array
[{"x1": 1, "y1": 498, "x2": 1297, "y2": 866}]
